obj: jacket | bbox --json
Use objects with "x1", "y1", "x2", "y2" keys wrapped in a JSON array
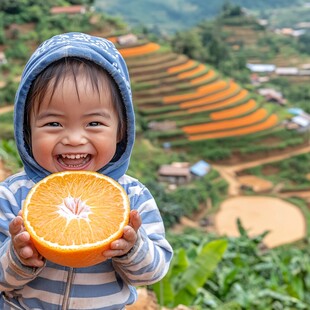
[{"x1": 0, "y1": 32, "x2": 173, "y2": 309}]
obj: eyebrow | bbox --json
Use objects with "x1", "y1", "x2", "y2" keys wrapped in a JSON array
[
  {"x1": 36, "y1": 112, "x2": 65, "y2": 120},
  {"x1": 35, "y1": 111, "x2": 112, "y2": 120},
  {"x1": 84, "y1": 112, "x2": 112, "y2": 119}
]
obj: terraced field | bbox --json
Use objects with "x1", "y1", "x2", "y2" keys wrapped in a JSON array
[{"x1": 112, "y1": 38, "x2": 283, "y2": 146}]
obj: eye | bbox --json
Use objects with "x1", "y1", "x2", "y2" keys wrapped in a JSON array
[
  {"x1": 45, "y1": 122, "x2": 61, "y2": 127},
  {"x1": 88, "y1": 122, "x2": 102, "y2": 127}
]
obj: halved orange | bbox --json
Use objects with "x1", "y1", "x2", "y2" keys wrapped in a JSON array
[{"x1": 22, "y1": 171, "x2": 130, "y2": 268}]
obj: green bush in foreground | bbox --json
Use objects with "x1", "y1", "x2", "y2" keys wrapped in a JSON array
[{"x1": 160, "y1": 221, "x2": 310, "y2": 309}]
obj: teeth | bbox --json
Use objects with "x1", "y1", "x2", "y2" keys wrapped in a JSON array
[{"x1": 61, "y1": 154, "x2": 88, "y2": 159}]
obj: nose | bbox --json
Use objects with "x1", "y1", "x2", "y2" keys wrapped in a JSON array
[{"x1": 62, "y1": 129, "x2": 87, "y2": 146}]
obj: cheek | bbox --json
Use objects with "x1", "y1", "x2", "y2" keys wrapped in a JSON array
[
  {"x1": 31, "y1": 132, "x2": 55, "y2": 159},
  {"x1": 31, "y1": 131, "x2": 48, "y2": 148}
]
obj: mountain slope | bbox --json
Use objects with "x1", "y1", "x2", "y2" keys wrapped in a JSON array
[
  {"x1": 107, "y1": 37, "x2": 283, "y2": 147},
  {"x1": 95, "y1": 0, "x2": 306, "y2": 34}
]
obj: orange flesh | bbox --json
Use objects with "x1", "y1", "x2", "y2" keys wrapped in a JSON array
[{"x1": 23, "y1": 171, "x2": 130, "y2": 267}]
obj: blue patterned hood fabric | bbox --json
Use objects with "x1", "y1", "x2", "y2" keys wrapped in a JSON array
[{"x1": 14, "y1": 32, "x2": 135, "y2": 182}]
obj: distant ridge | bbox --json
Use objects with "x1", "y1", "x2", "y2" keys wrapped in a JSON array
[{"x1": 95, "y1": 0, "x2": 304, "y2": 34}]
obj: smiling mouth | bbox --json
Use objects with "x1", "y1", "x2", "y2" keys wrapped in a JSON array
[{"x1": 57, "y1": 154, "x2": 91, "y2": 168}]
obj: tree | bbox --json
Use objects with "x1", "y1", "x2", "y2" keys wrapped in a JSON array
[
  {"x1": 207, "y1": 36, "x2": 231, "y2": 67},
  {"x1": 170, "y1": 30, "x2": 204, "y2": 61},
  {"x1": 298, "y1": 32, "x2": 310, "y2": 55},
  {"x1": 67, "y1": 0, "x2": 95, "y2": 5},
  {"x1": 221, "y1": 1, "x2": 243, "y2": 18},
  {"x1": 0, "y1": 0, "x2": 24, "y2": 14}
]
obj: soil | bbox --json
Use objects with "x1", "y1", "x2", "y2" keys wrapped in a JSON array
[
  {"x1": 0, "y1": 105, "x2": 14, "y2": 114},
  {"x1": 127, "y1": 288, "x2": 190, "y2": 310},
  {"x1": 126, "y1": 288, "x2": 159, "y2": 310},
  {"x1": 212, "y1": 145, "x2": 310, "y2": 248},
  {"x1": 237, "y1": 175, "x2": 273, "y2": 192},
  {"x1": 214, "y1": 196, "x2": 306, "y2": 248}
]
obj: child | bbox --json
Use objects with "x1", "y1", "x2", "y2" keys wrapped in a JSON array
[{"x1": 0, "y1": 32, "x2": 173, "y2": 309}]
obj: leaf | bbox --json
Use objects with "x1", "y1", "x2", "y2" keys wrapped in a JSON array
[
  {"x1": 220, "y1": 267, "x2": 239, "y2": 296},
  {"x1": 152, "y1": 276, "x2": 174, "y2": 307},
  {"x1": 258, "y1": 289, "x2": 308, "y2": 308},
  {"x1": 173, "y1": 239, "x2": 228, "y2": 306},
  {"x1": 217, "y1": 301, "x2": 242, "y2": 310},
  {"x1": 151, "y1": 248, "x2": 188, "y2": 306},
  {"x1": 236, "y1": 218, "x2": 248, "y2": 237}
]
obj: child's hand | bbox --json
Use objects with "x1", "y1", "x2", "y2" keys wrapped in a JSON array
[
  {"x1": 103, "y1": 210, "x2": 142, "y2": 259},
  {"x1": 9, "y1": 211, "x2": 44, "y2": 268}
]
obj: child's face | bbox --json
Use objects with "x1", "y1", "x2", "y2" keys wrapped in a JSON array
[{"x1": 29, "y1": 75, "x2": 120, "y2": 173}]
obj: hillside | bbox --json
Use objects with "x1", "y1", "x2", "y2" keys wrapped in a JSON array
[
  {"x1": 94, "y1": 0, "x2": 309, "y2": 34},
  {"x1": 222, "y1": 17, "x2": 310, "y2": 68},
  {"x1": 1, "y1": 5, "x2": 309, "y2": 159},
  {"x1": 115, "y1": 39, "x2": 280, "y2": 146},
  {"x1": 1, "y1": 4, "x2": 310, "y2": 308}
]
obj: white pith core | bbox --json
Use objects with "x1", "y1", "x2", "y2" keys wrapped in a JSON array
[{"x1": 57, "y1": 196, "x2": 92, "y2": 220}]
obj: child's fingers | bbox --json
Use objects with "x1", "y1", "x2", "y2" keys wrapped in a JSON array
[
  {"x1": 128, "y1": 210, "x2": 141, "y2": 232},
  {"x1": 13, "y1": 236, "x2": 44, "y2": 267},
  {"x1": 102, "y1": 213, "x2": 141, "y2": 259},
  {"x1": 22, "y1": 256, "x2": 45, "y2": 268},
  {"x1": 19, "y1": 245, "x2": 34, "y2": 259},
  {"x1": 103, "y1": 240, "x2": 132, "y2": 258},
  {"x1": 26, "y1": 259, "x2": 44, "y2": 268},
  {"x1": 13, "y1": 231, "x2": 30, "y2": 248},
  {"x1": 123, "y1": 226, "x2": 137, "y2": 243},
  {"x1": 9, "y1": 216, "x2": 24, "y2": 237}
]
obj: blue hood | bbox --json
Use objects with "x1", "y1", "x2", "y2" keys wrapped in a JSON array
[{"x1": 14, "y1": 32, "x2": 135, "y2": 182}]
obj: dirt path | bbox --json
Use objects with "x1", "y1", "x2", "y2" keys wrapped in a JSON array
[
  {"x1": 279, "y1": 191, "x2": 310, "y2": 201},
  {"x1": 213, "y1": 144, "x2": 310, "y2": 196}
]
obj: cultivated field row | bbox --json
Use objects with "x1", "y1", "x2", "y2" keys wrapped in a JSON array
[{"x1": 112, "y1": 38, "x2": 281, "y2": 142}]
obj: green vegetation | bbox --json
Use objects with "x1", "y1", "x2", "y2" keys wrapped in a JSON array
[
  {"x1": 271, "y1": 78, "x2": 310, "y2": 114},
  {"x1": 152, "y1": 238, "x2": 228, "y2": 308},
  {"x1": 1, "y1": 2, "x2": 310, "y2": 309},
  {"x1": 0, "y1": 139, "x2": 22, "y2": 172},
  {"x1": 127, "y1": 139, "x2": 228, "y2": 227},
  {"x1": 0, "y1": 111, "x2": 14, "y2": 139},
  {"x1": 162, "y1": 223, "x2": 310, "y2": 309},
  {"x1": 183, "y1": 129, "x2": 308, "y2": 161},
  {"x1": 169, "y1": 20, "x2": 249, "y2": 83}
]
